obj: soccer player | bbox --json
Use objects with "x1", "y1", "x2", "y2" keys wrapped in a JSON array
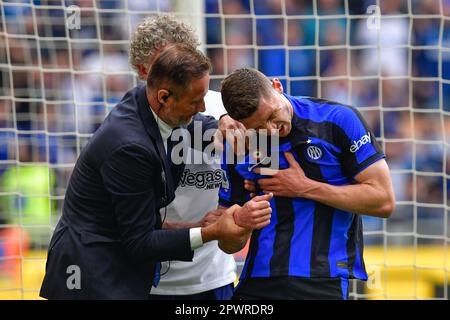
[
  {"x1": 219, "y1": 68, "x2": 396, "y2": 300},
  {"x1": 128, "y1": 15, "x2": 264, "y2": 300},
  {"x1": 39, "y1": 45, "x2": 272, "y2": 300}
]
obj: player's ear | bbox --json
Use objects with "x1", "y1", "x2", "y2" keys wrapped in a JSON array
[
  {"x1": 271, "y1": 78, "x2": 284, "y2": 94},
  {"x1": 157, "y1": 89, "x2": 171, "y2": 105}
]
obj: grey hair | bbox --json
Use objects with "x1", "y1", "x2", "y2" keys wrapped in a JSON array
[{"x1": 129, "y1": 14, "x2": 200, "y2": 80}]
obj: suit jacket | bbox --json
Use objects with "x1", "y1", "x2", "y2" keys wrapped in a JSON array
[{"x1": 39, "y1": 85, "x2": 217, "y2": 299}]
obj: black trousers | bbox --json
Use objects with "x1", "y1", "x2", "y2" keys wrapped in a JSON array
[
  {"x1": 233, "y1": 276, "x2": 349, "y2": 300},
  {"x1": 148, "y1": 283, "x2": 234, "y2": 300}
]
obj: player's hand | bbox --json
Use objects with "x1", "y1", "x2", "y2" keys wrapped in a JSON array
[
  {"x1": 198, "y1": 209, "x2": 223, "y2": 227},
  {"x1": 215, "y1": 205, "x2": 252, "y2": 254},
  {"x1": 214, "y1": 115, "x2": 247, "y2": 155},
  {"x1": 244, "y1": 179, "x2": 256, "y2": 197},
  {"x1": 234, "y1": 193, "x2": 273, "y2": 229},
  {"x1": 255, "y1": 152, "x2": 314, "y2": 198}
]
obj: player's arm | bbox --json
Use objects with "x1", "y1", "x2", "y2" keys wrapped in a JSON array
[
  {"x1": 219, "y1": 150, "x2": 273, "y2": 229},
  {"x1": 215, "y1": 195, "x2": 272, "y2": 254},
  {"x1": 163, "y1": 198, "x2": 273, "y2": 231},
  {"x1": 218, "y1": 192, "x2": 273, "y2": 230},
  {"x1": 257, "y1": 154, "x2": 394, "y2": 218},
  {"x1": 310, "y1": 159, "x2": 395, "y2": 217},
  {"x1": 257, "y1": 105, "x2": 395, "y2": 218}
]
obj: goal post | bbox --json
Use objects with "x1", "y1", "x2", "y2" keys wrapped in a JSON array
[{"x1": 174, "y1": 0, "x2": 205, "y2": 52}]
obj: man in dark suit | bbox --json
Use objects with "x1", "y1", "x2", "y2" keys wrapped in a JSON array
[{"x1": 39, "y1": 44, "x2": 272, "y2": 299}]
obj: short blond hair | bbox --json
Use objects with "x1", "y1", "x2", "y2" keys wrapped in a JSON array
[{"x1": 129, "y1": 15, "x2": 200, "y2": 79}]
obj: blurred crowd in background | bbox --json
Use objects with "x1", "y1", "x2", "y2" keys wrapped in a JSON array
[{"x1": 0, "y1": 0, "x2": 449, "y2": 279}]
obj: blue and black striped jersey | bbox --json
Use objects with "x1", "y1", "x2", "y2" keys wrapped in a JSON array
[{"x1": 219, "y1": 94, "x2": 385, "y2": 281}]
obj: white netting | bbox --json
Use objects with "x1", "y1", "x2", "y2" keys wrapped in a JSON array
[{"x1": 0, "y1": 0, "x2": 449, "y2": 299}]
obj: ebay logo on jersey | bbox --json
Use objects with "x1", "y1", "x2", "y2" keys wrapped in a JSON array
[{"x1": 350, "y1": 132, "x2": 371, "y2": 153}]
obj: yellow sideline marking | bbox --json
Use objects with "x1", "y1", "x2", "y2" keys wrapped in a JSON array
[{"x1": 0, "y1": 247, "x2": 449, "y2": 300}]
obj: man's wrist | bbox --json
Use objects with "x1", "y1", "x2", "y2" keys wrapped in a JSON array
[
  {"x1": 233, "y1": 207, "x2": 243, "y2": 227},
  {"x1": 200, "y1": 223, "x2": 219, "y2": 243},
  {"x1": 300, "y1": 178, "x2": 321, "y2": 199}
]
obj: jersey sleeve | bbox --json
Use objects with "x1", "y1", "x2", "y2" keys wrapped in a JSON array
[
  {"x1": 334, "y1": 106, "x2": 385, "y2": 178},
  {"x1": 218, "y1": 142, "x2": 250, "y2": 208}
]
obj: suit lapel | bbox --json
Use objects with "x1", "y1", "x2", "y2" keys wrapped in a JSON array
[{"x1": 136, "y1": 86, "x2": 177, "y2": 202}]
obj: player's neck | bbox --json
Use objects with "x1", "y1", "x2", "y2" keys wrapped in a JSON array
[{"x1": 281, "y1": 94, "x2": 294, "y2": 120}]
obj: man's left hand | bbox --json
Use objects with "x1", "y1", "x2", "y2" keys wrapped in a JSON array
[
  {"x1": 199, "y1": 209, "x2": 223, "y2": 227},
  {"x1": 214, "y1": 115, "x2": 247, "y2": 155}
]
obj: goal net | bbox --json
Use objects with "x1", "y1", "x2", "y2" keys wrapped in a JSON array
[{"x1": 0, "y1": 0, "x2": 449, "y2": 299}]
